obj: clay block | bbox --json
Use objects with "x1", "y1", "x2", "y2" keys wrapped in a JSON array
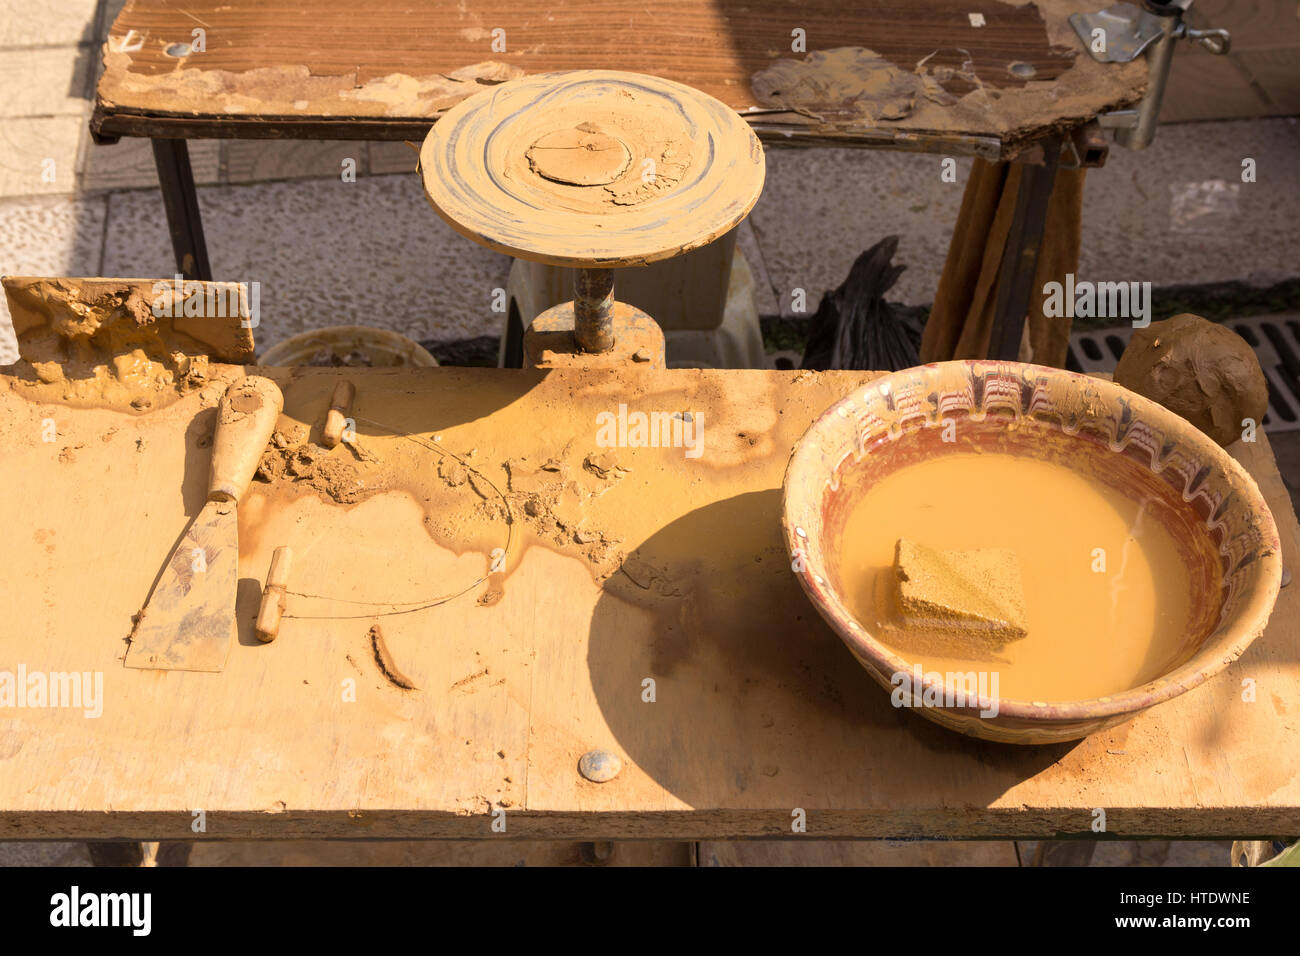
[{"x1": 890, "y1": 538, "x2": 1028, "y2": 646}]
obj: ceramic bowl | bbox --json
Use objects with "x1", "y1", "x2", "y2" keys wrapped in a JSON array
[
  {"x1": 258, "y1": 325, "x2": 438, "y2": 368},
  {"x1": 781, "y1": 360, "x2": 1282, "y2": 744}
]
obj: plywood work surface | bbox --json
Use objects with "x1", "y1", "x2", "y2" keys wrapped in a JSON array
[
  {"x1": 93, "y1": 1, "x2": 1146, "y2": 156},
  {"x1": 0, "y1": 366, "x2": 1296, "y2": 840}
]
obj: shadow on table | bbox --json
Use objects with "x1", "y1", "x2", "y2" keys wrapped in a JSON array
[{"x1": 585, "y1": 490, "x2": 1073, "y2": 821}]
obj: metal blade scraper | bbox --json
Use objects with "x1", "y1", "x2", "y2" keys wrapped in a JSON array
[{"x1": 126, "y1": 375, "x2": 283, "y2": 672}]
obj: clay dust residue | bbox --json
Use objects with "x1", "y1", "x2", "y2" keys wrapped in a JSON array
[
  {"x1": 257, "y1": 428, "x2": 379, "y2": 504},
  {"x1": 5, "y1": 281, "x2": 221, "y2": 412},
  {"x1": 424, "y1": 441, "x2": 630, "y2": 583},
  {"x1": 254, "y1": 418, "x2": 631, "y2": 585},
  {"x1": 252, "y1": 410, "x2": 730, "y2": 598}
]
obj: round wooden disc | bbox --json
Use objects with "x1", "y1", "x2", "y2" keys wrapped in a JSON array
[{"x1": 420, "y1": 70, "x2": 765, "y2": 268}]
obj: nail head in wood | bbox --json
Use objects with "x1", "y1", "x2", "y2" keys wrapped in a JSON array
[{"x1": 578, "y1": 749, "x2": 622, "y2": 783}]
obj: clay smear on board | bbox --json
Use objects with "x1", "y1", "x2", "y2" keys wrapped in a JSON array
[
  {"x1": 248, "y1": 368, "x2": 854, "y2": 626},
  {"x1": 255, "y1": 425, "x2": 631, "y2": 587},
  {"x1": 745, "y1": 2, "x2": 1149, "y2": 155},
  {"x1": 750, "y1": 0, "x2": 1082, "y2": 126},
  {"x1": 428, "y1": 443, "x2": 631, "y2": 582},
  {"x1": 4, "y1": 279, "x2": 253, "y2": 412},
  {"x1": 752, "y1": 46, "x2": 983, "y2": 122},
  {"x1": 99, "y1": 48, "x2": 523, "y2": 119}
]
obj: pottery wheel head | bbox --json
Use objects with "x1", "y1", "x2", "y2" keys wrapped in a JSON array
[{"x1": 420, "y1": 71, "x2": 766, "y2": 268}]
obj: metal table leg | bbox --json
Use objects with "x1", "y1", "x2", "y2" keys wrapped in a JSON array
[
  {"x1": 987, "y1": 138, "x2": 1061, "y2": 361},
  {"x1": 151, "y1": 138, "x2": 213, "y2": 281}
]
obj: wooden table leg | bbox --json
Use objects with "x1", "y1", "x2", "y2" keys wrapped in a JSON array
[
  {"x1": 988, "y1": 137, "x2": 1061, "y2": 361},
  {"x1": 151, "y1": 138, "x2": 213, "y2": 281}
]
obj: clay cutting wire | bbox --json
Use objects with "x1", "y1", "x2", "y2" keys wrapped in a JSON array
[{"x1": 280, "y1": 418, "x2": 514, "y2": 620}]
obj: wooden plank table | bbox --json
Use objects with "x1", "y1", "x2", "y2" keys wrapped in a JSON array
[
  {"x1": 93, "y1": 0, "x2": 1143, "y2": 151},
  {"x1": 2, "y1": 364, "x2": 1296, "y2": 841}
]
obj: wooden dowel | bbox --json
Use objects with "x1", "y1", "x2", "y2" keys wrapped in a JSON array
[
  {"x1": 322, "y1": 380, "x2": 356, "y2": 448},
  {"x1": 255, "y1": 547, "x2": 292, "y2": 643}
]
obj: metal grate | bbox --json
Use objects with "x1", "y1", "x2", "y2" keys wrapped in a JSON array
[{"x1": 1067, "y1": 315, "x2": 1300, "y2": 434}]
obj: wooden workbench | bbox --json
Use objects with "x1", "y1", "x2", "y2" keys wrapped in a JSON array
[
  {"x1": 2, "y1": 365, "x2": 1296, "y2": 841},
  {"x1": 93, "y1": 0, "x2": 1145, "y2": 155},
  {"x1": 89, "y1": 1, "x2": 1145, "y2": 353}
]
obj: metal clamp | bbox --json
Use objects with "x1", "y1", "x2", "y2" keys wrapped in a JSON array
[
  {"x1": 1071, "y1": 1, "x2": 1231, "y2": 149},
  {"x1": 1184, "y1": 25, "x2": 1230, "y2": 55}
]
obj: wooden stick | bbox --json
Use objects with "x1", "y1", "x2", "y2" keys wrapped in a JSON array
[
  {"x1": 322, "y1": 380, "x2": 356, "y2": 449},
  {"x1": 255, "y1": 547, "x2": 292, "y2": 643}
]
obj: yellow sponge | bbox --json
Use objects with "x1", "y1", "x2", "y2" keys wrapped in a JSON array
[{"x1": 889, "y1": 538, "x2": 1028, "y2": 648}]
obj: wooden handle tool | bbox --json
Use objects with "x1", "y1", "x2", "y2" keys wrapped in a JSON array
[
  {"x1": 210, "y1": 375, "x2": 284, "y2": 500},
  {"x1": 322, "y1": 379, "x2": 356, "y2": 449},
  {"x1": 126, "y1": 374, "x2": 284, "y2": 672},
  {"x1": 256, "y1": 546, "x2": 293, "y2": 643}
]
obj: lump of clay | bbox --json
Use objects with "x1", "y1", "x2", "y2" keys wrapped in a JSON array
[{"x1": 1114, "y1": 313, "x2": 1268, "y2": 447}]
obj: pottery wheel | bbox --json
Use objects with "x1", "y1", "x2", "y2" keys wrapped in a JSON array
[{"x1": 420, "y1": 70, "x2": 765, "y2": 268}]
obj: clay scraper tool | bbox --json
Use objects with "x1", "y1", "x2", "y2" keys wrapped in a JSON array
[{"x1": 126, "y1": 375, "x2": 284, "y2": 672}]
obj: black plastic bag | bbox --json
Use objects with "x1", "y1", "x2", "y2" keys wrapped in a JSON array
[{"x1": 800, "y1": 236, "x2": 923, "y2": 371}]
